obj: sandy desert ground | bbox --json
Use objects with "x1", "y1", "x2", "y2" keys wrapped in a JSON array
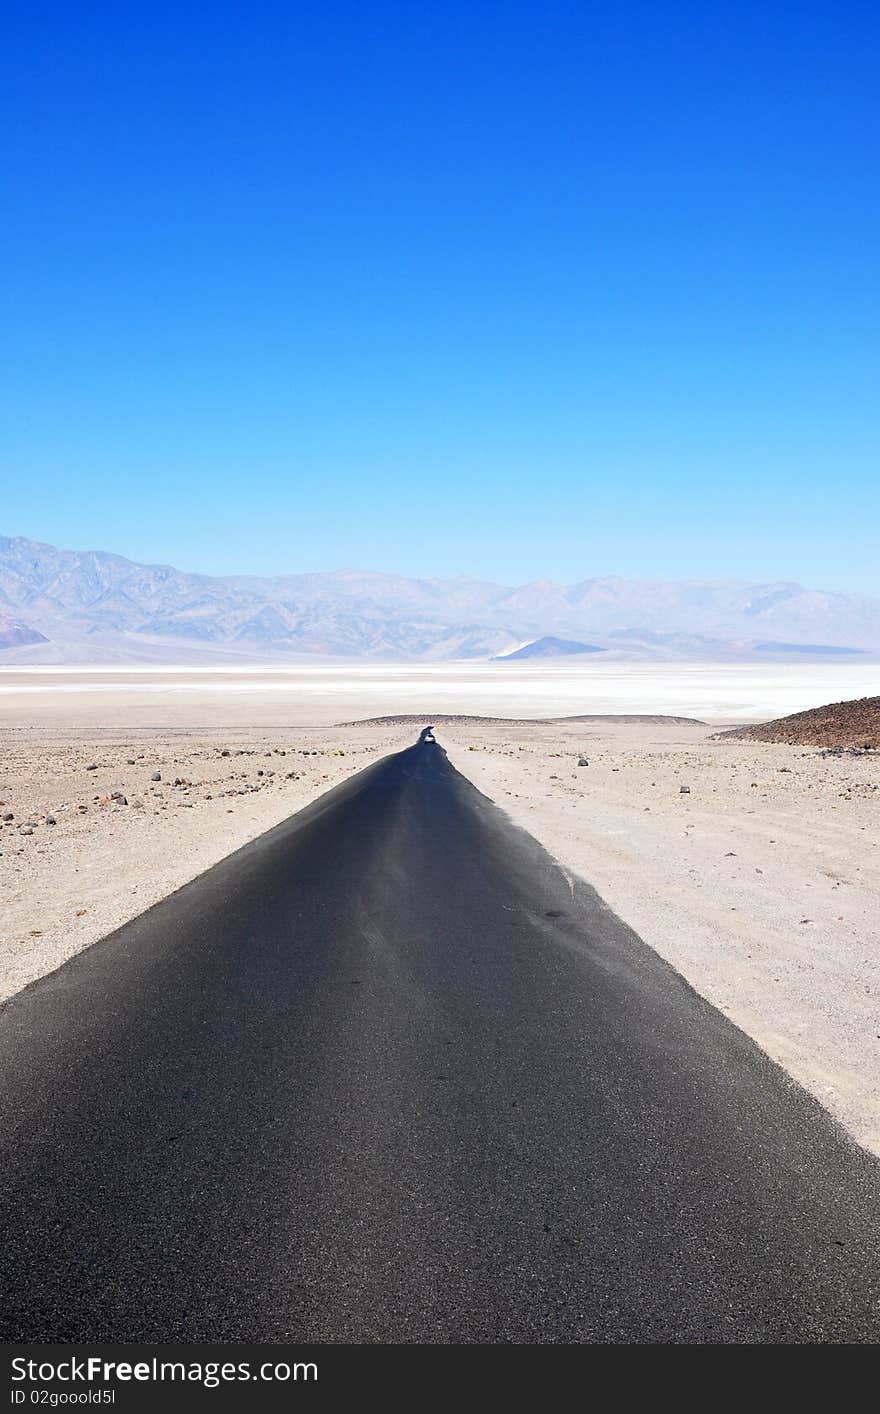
[{"x1": 1, "y1": 662, "x2": 878, "y2": 1154}]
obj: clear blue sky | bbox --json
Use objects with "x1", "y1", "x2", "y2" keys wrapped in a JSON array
[{"x1": 2, "y1": 2, "x2": 878, "y2": 589}]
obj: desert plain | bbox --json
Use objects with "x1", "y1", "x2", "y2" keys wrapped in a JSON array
[{"x1": 1, "y1": 660, "x2": 879, "y2": 1155}]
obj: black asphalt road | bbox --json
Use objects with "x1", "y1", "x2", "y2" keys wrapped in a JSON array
[{"x1": 1, "y1": 738, "x2": 879, "y2": 1343}]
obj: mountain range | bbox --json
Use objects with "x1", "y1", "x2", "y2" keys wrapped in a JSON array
[{"x1": 1, "y1": 534, "x2": 879, "y2": 663}]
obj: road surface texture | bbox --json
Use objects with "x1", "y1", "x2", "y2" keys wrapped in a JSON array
[{"x1": 1, "y1": 738, "x2": 879, "y2": 1343}]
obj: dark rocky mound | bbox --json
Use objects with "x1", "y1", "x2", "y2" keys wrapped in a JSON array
[
  {"x1": 341, "y1": 713, "x2": 706, "y2": 727},
  {"x1": 718, "y1": 696, "x2": 880, "y2": 749}
]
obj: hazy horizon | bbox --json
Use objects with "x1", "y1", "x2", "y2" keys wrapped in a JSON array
[
  {"x1": 4, "y1": 529, "x2": 880, "y2": 664},
  {"x1": 3, "y1": 527, "x2": 879, "y2": 599},
  {"x1": 4, "y1": 518, "x2": 880, "y2": 602}
]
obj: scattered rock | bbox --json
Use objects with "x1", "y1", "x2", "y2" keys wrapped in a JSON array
[
  {"x1": 151, "y1": 771, "x2": 161, "y2": 782},
  {"x1": 19, "y1": 825, "x2": 34, "y2": 835},
  {"x1": 45, "y1": 813, "x2": 57, "y2": 825},
  {"x1": 679, "y1": 785, "x2": 691, "y2": 794},
  {"x1": 85, "y1": 763, "x2": 98, "y2": 771},
  {"x1": 577, "y1": 757, "x2": 589, "y2": 767}
]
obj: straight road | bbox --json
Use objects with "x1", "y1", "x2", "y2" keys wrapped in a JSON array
[{"x1": 1, "y1": 738, "x2": 878, "y2": 1342}]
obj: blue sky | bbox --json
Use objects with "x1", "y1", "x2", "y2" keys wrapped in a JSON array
[{"x1": 2, "y1": 2, "x2": 878, "y2": 590}]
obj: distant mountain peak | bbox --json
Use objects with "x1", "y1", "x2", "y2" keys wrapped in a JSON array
[
  {"x1": 495, "y1": 636, "x2": 605, "y2": 660},
  {"x1": 0, "y1": 616, "x2": 48, "y2": 650}
]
